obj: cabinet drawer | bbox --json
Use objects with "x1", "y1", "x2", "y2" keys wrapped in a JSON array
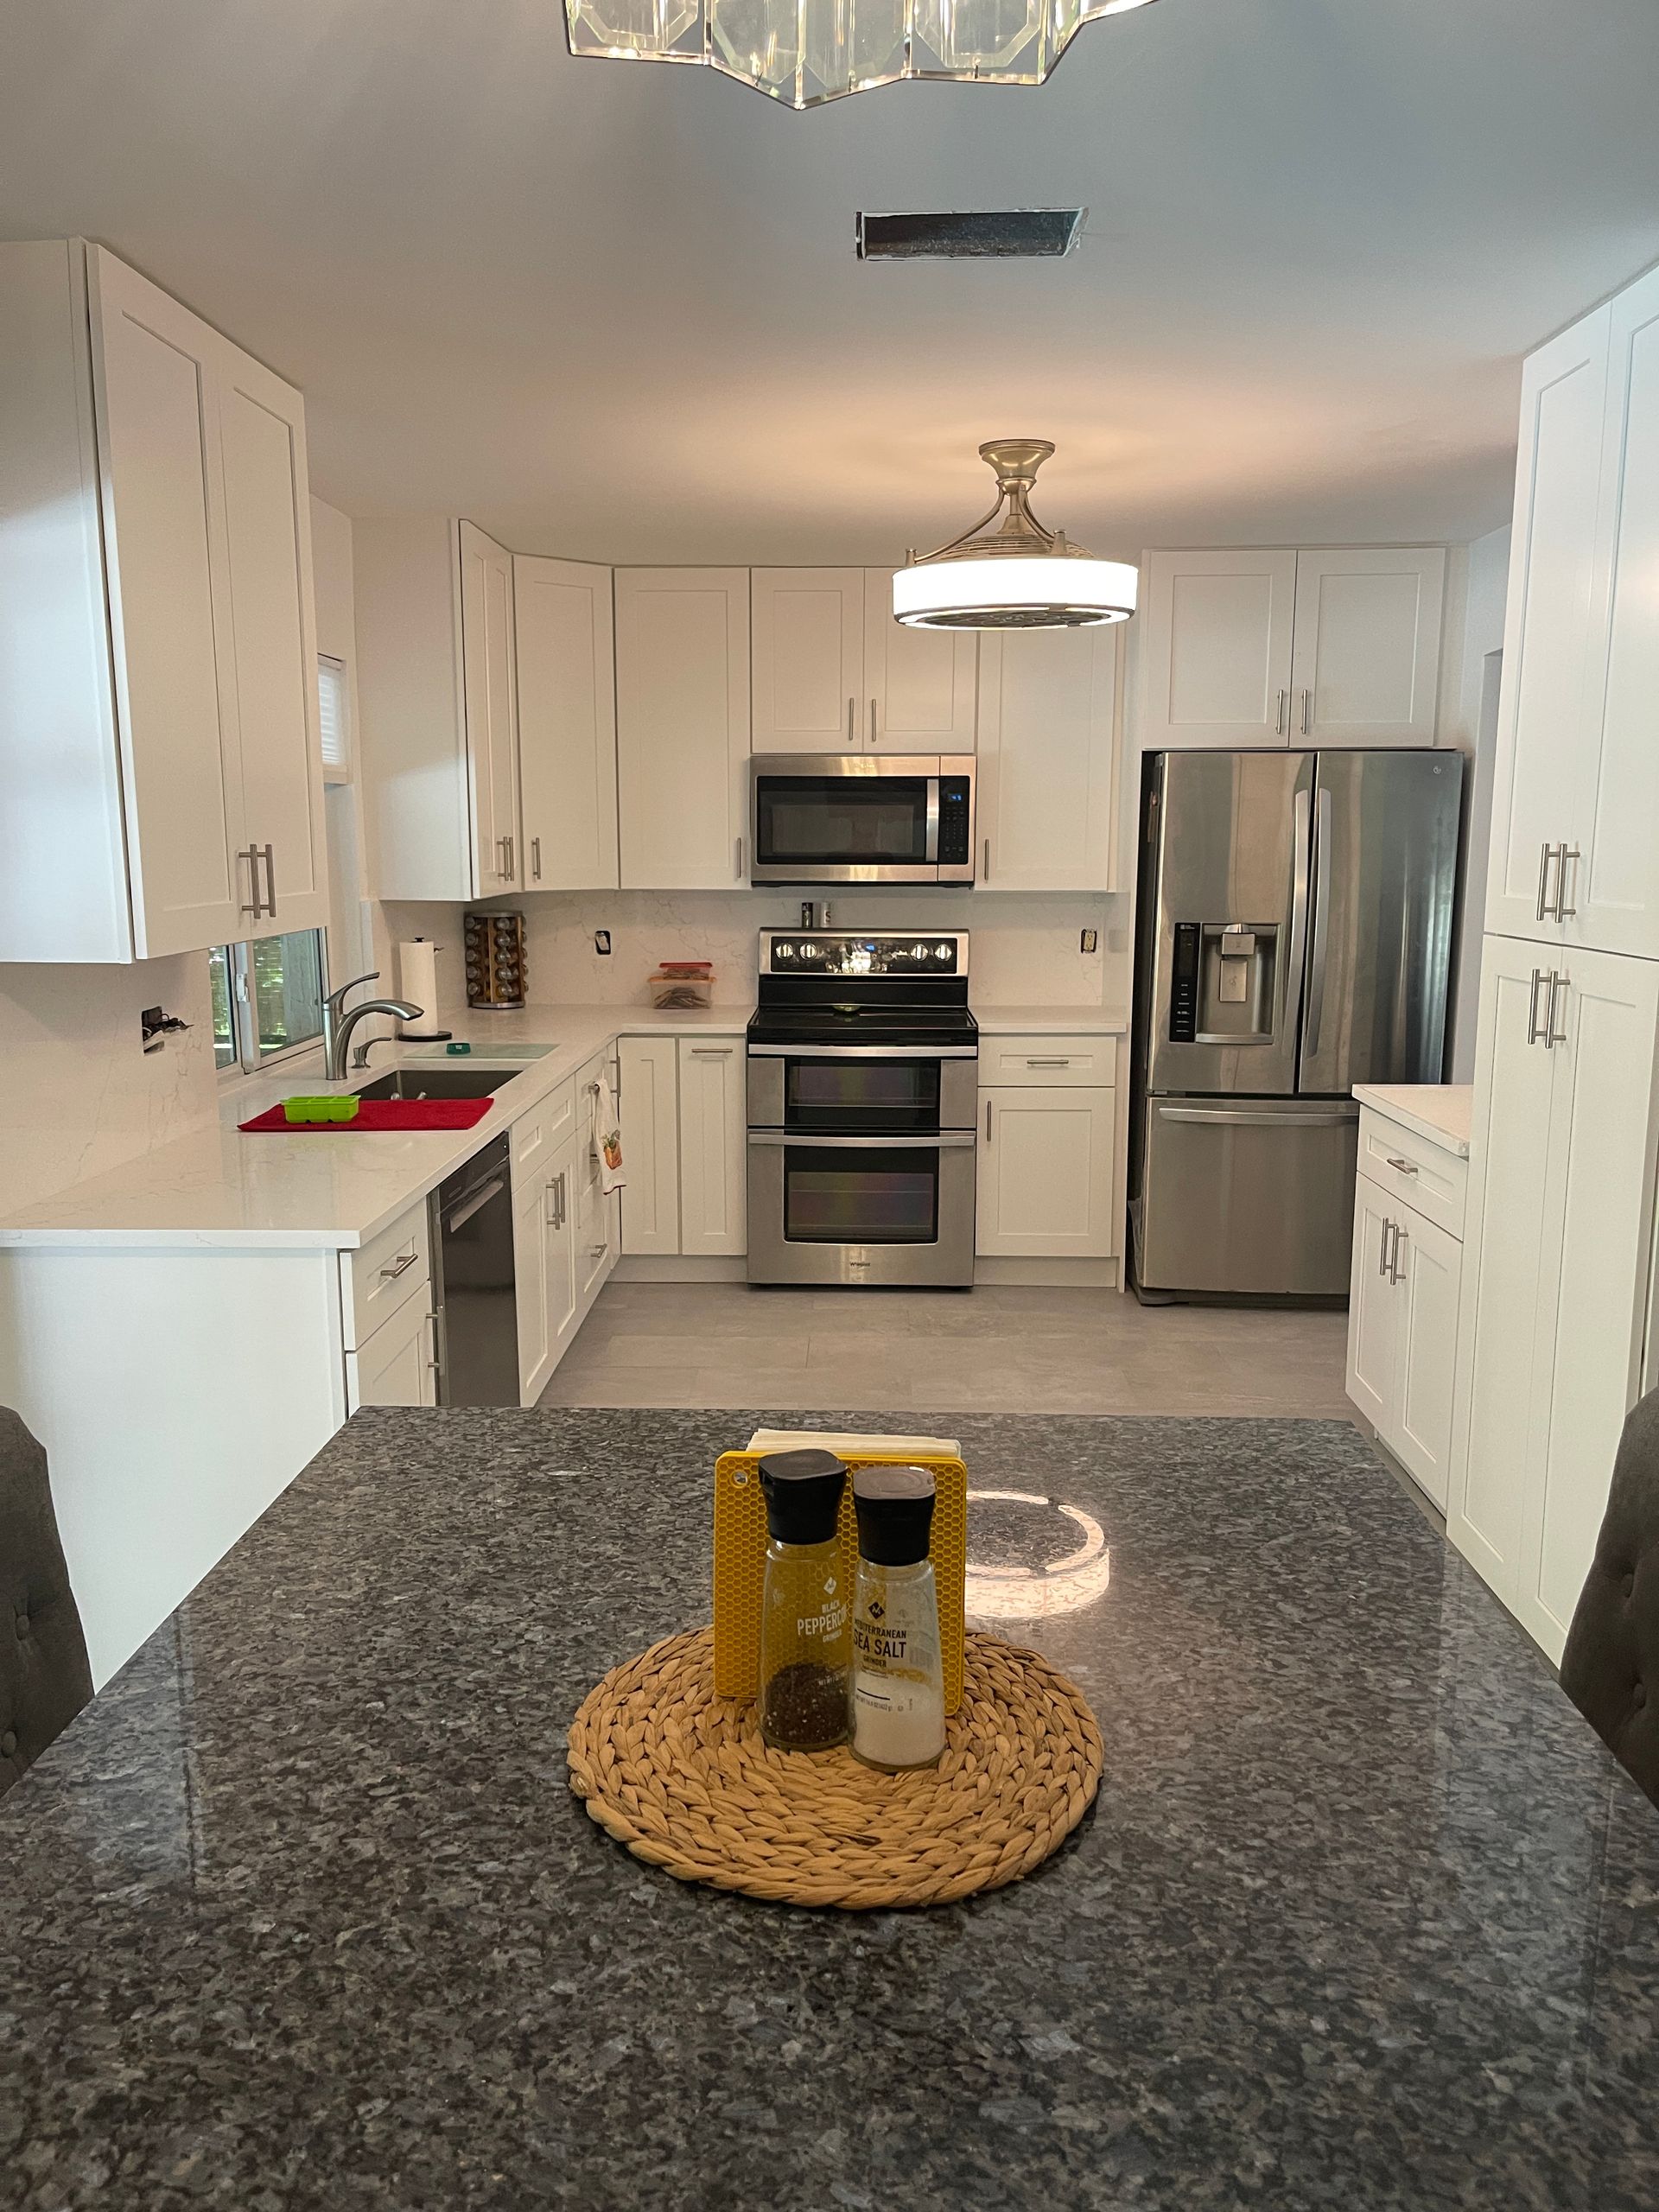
[
  {"x1": 345, "y1": 1200, "x2": 432, "y2": 1351},
  {"x1": 978, "y1": 1034, "x2": 1117, "y2": 1087},
  {"x1": 512, "y1": 1078, "x2": 575, "y2": 1179},
  {"x1": 1357, "y1": 1107, "x2": 1466, "y2": 1241}
]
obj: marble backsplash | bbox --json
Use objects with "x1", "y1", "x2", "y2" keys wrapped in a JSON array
[
  {"x1": 0, "y1": 956, "x2": 219, "y2": 1215},
  {"x1": 378, "y1": 888, "x2": 1132, "y2": 1014}
]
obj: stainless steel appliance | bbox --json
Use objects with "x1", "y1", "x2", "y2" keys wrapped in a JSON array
[
  {"x1": 746, "y1": 930, "x2": 977, "y2": 1287},
  {"x1": 1129, "y1": 748, "x2": 1463, "y2": 1300},
  {"x1": 429, "y1": 1133, "x2": 519, "y2": 1403},
  {"x1": 748, "y1": 756, "x2": 975, "y2": 885}
]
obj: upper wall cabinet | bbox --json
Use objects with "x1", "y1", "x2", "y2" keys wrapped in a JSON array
[
  {"x1": 0, "y1": 240, "x2": 327, "y2": 962},
  {"x1": 616, "y1": 569, "x2": 750, "y2": 890},
  {"x1": 355, "y1": 518, "x2": 524, "y2": 901},
  {"x1": 750, "y1": 568, "x2": 976, "y2": 753},
  {"x1": 1139, "y1": 546, "x2": 1446, "y2": 751},
  {"x1": 1488, "y1": 267, "x2": 1659, "y2": 959},
  {"x1": 514, "y1": 556, "x2": 619, "y2": 892},
  {"x1": 976, "y1": 626, "x2": 1122, "y2": 892}
]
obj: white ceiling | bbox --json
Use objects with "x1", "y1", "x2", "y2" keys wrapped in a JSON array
[{"x1": 4, "y1": 0, "x2": 1659, "y2": 563}]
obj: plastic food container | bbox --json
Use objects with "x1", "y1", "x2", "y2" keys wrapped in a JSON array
[
  {"x1": 648, "y1": 972, "x2": 715, "y2": 1010},
  {"x1": 282, "y1": 1096, "x2": 360, "y2": 1123}
]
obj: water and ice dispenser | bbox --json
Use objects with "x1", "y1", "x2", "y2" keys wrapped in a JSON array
[{"x1": 1168, "y1": 921, "x2": 1279, "y2": 1046}]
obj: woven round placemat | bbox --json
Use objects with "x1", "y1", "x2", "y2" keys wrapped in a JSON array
[{"x1": 565, "y1": 1625, "x2": 1103, "y2": 1910}]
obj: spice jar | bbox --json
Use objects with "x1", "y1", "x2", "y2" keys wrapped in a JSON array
[
  {"x1": 849, "y1": 1465, "x2": 945, "y2": 1772},
  {"x1": 757, "y1": 1448, "x2": 851, "y2": 1752}
]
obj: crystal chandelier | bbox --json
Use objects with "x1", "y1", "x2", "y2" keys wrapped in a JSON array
[
  {"x1": 563, "y1": 0, "x2": 1158, "y2": 111},
  {"x1": 893, "y1": 440, "x2": 1137, "y2": 630}
]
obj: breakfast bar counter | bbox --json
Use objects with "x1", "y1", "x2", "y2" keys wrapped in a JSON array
[{"x1": 3, "y1": 1407, "x2": 1656, "y2": 2211}]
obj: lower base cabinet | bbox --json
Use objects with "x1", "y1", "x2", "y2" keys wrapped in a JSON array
[
  {"x1": 512, "y1": 1049, "x2": 620, "y2": 1404},
  {"x1": 1346, "y1": 1170, "x2": 1461, "y2": 1510},
  {"x1": 352, "y1": 1285, "x2": 439, "y2": 1408},
  {"x1": 976, "y1": 1083, "x2": 1116, "y2": 1259},
  {"x1": 618, "y1": 1030, "x2": 747, "y2": 1259}
]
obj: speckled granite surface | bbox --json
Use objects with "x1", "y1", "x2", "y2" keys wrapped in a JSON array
[{"x1": 3, "y1": 1409, "x2": 1656, "y2": 2211}]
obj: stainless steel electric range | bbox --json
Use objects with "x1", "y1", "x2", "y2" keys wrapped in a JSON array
[{"x1": 746, "y1": 930, "x2": 977, "y2": 1288}]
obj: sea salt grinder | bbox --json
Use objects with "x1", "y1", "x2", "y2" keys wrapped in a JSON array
[{"x1": 850, "y1": 1465, "x2": 946, "y2": 1772}]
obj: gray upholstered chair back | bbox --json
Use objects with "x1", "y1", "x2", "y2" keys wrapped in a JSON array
[
  {"x1": 1560, "y1": 1386, "x2": 1659, "y2": 1808},
  {"x1": 0, "y1": 1408, "x2": 93, "y2": 1796}
]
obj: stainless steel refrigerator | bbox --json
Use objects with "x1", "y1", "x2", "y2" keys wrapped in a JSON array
[{"x1": 1128, "y1": 748, "x2": 1463, "y2": 1300}]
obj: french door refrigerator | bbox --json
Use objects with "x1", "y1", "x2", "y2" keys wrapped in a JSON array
[{"x1": 1128, "y1": 748, "x2": 1463, "y2": 1300}]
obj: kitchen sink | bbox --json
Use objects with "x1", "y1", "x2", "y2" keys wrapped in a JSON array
[{"x1": 353, "y1": 1068, "x2": 515, "y2": 1102}]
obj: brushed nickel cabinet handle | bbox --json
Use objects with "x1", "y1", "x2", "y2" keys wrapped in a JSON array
[
  {"x1": 1378, "y1": 1217, "x2": 1392, "y2": 1277},
  {"x1": 982, "y1": 837, "x2": 990, "y2": 881},
  {"x1": 1385, "y1": 1156, "x2": 1418, "y2": 1175},
  {"x1": 1535, "y1": 842, "x2": 1556, "y2": 923},
  {"x1": 690, "y1": 1046, "x2": 734, "y2": 1057},
  {"x1": 1546, "y1": 971, "x2": 1568, "y2": 1049},
  {"x1": 239, "y1": 846, "x2": 263, "y2": 918},
  {"x1": 1300, "y1": 688, "x2": 1312, "y2": 735},
  {"x1": 1527, "y1": 968, "x2": 1548, "y2": 1046},
  {"x1": 378, "y1": 1249, "x2": 418, "y2": 1282},
  {"x1": 869, "y1": 698, "x2": 878, "y2": 748},
  {"x1": 1557, "y1": 844, "x2": 1580, "y2": 919},
  {"x1": 531, "y1": 835, "x2": 542, "y2": 881},
  {"x1": 985, "y1": 1100, "x2": 992, "y2": 1143},
  {"x1": 847, "y1": 696, "x2": 856, "y2": 747},
  {"x1": 258, "y1": 843, "x2": 276, "y2": 918},
  {"x1": 425, "y1": 1312, "x2": 442, "y2": 1376},
  {"x1": 1275, "y1": 689, "x2": 1288, "y2": 737},
  {"x1": 735, "y1": 836, "x2": 744, "y2": 880},
  {"x1": 1390, "y1": 1224, "x2": 1408, "y2": 1286}
]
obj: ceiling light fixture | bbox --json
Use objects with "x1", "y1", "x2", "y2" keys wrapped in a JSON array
[
  {"x1": 563, "y1": 0, "x2": 1157, "y2": 111},
  {"x1": 893, "y1": 440, "x2": 1138, "y2": 630}
]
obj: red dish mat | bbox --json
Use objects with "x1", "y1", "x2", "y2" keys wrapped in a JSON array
[{"x1": 238, "y1": 1099, "x2": 494, "y2": 1134}]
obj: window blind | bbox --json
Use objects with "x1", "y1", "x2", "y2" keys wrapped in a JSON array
[{"x1": 318, "y1": 654, "x2": 350, "y2": 775}]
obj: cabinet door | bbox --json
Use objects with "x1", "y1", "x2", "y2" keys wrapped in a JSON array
[
  {"x1": 863, "y1": 572, "x2": 976, "y2": 752},
  {"x1": 616, "y1": 569, "x2": 750, "y2": 888},
  {"x1": 1485, "y1": 308, "x2": 1611, "y2": 944},
  {"x1": 1344, "y1": 1173, "x2": 1399, "y2": 1433},
  {"x1": 545, "y1": 1144, "x2": 582, "y2": 1361},
  {"x1": 354, "y1": 1291, "x2": 438, "y2": 1410},
  {"x1": 751, "y1": 569, "x2": 862, "y2": 751},
  {"x1": 576, "y1": 1141, "x2": 614, "y2": 1312},
  {"x1": 976, "y1": 1088, "x2": 1116, "y2": 1258},
  {"x1": 618, "y1": 1036, "x2": 681, "y2": 1255},
  {"x1": 1139, "y1": 550, "x2": 1298, "y2": 750},
  {"x1": 216, "y1": 350, "x2": 329, "y2": 931},
  {"x1": 515, "y1": 1172, "x2": 553, "y2": 1404},
  {"x1": 1575, "y1": 268, "x2": 1659, "y2": 959},
  {"x1": 457, "y1": 520, "x2": 521, "y2": 894},
  {"x1": 1450, "y1": 935, "x2": 1561, "y2": 1606},
  {"x1": 1516, "y1": 947, "x2": 1659, "y2": 1661},
  {"x1": 976, "y1": 626, "x2": 1120, "y2": 890},
  {"x1": 1287, "y1": 549, "x2": 1446, "y2": 747},
  {"x1": 1392, "y1": 1205, "x2": 1462, "y2": 1511},
  {"x1": 86, "y1": 247, "x2": 247, "y2": 956},
  {"x1": 677, "y1": 1039, "x2": 747, "y2": 1256},
  {"x1": 514, "y1": 556, "x2": 619, "y2": 892}
]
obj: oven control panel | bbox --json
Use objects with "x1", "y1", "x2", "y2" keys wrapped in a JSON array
[{"x1": 761, "y1": 932, "x2": 966, "y2": 977}]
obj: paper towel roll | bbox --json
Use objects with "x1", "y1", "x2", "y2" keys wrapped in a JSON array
[{"x1": 398, "y1": 938, "x2": 441, "y2": 1028}]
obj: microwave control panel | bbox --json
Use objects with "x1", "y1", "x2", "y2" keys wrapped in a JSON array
[{"x1": 938, "y1": 779, "x2": 972, "y2": 868}]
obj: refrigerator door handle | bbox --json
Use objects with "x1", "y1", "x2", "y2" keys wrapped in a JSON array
[
  {"x1": 1304, "y1": 784, "x2": 1333, "y2": 1058},
  {"x1": 1283, "y1": 784, "x2": 1313, "y2": 1052},
  {"x1": 1158, "y1": 1106, "x2": 1359, "y2": 1128}
]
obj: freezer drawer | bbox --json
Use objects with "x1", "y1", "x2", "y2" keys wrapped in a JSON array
[{"x1": 1135, "y1": 1097, "x2": 1359, "y2": 1297}]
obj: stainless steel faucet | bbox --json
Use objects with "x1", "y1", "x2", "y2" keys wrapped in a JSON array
[{"x1": 322, "y1": 972, "x2": 423, "y2": 1082}]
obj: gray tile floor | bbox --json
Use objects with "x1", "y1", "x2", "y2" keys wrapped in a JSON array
[{"x1": 537, "y1": 1281, "x2": 1356, "y2": 1418}]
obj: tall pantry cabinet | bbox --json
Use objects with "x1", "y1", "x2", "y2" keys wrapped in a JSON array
[{"x1": 1450, "y1": 258, "x2": 1659, "y2": 1664}]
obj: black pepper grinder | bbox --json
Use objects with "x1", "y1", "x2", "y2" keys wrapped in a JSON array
[{"x1": 756, "y1": 1449, "x2": 850, "y2": 1751}]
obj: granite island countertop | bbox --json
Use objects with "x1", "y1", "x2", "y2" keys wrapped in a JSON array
[{"x1": 3, "y1": 1406, "x2": 1656, "y2": 2212}]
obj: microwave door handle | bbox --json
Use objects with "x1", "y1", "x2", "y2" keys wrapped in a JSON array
[{"x1": 925, "y1": 777, "x2": 940, "y2": 866}]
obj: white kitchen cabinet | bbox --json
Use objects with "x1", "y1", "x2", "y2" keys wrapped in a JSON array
[
  {"x1": 1451, "y1": 934, "x2": 1659, "y2": 1661},
  {"x1": 677, "y1": 1038, "x2": 747, "y2": 1257},
  {"x1": 1346, "y1": 1165, "x2": 1462, "y2": 1511},
  {"x1": 352, "y1": 1289, "x2": 439, "y2": 1411},
  {"x1": 751, "y1": 569, "x2": 863, "y2": 750},
  {"x1": 545, "y1": 1135, "x2": 583, "y2": 1364},
  {"x1": 1484, "y1": 310, "x2": 1611, "y2": 945},
  {"x1": 862, "y1": 571, "x2": 977, "y2": 753},
  {"x1": 0, "y1": 239, "x2": 327, "y2": 959},
  {"x1": 515, "y1": 1158, "x2": 554, "y2": 1404},
  {"x1": 976, "y1": 1085, "x2": 1116, "y2": 1259},
  {"x1": 616, "y1": 569, "x2": 750, "y2": 888},
  {"x1": 752, "y1": 568, "x2": 976, "y2": 755},
  {"x1": 619, "y1": 1037, "x2": 682, "y2": 1255},
  {"x1": 976, "y1": 626, "x2": 1121, "y2": 891},
  {"x1": 1139, "y1": 550, "x2": 1298, "y2": 750},
  {"x1": 457, "y1": 520, "x2": 522, "y2": 894},
  {"x1": 513, "y1": 556, "x2": 618, "y2": 891},
  {"x1": 1288, "y1": 549, "x2": 1446, "y2": 747},
  {"x1": 1141, "y1": 546, "x2": 1446, "y2": 753}
]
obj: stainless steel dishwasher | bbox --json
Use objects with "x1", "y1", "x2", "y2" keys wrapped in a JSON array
[{"x1": 429, "y1": 1133, "x2": 518, "y2": 1406}]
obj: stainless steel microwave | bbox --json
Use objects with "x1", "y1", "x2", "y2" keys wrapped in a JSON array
[{"x1": 747, "y1": 755, "x2": 976, "y2": 885}]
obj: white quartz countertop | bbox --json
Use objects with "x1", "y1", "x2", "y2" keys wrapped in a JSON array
[
  {"x1": 0, "y1": 1005, "x2": 749, "y2": 1253},
  {"x1": 0, "y1": 997, "x2": 1125, "y2": 1251},
  {"x1": 1351, "y1": 1083, "x2": 1472, "y2": 1159}
]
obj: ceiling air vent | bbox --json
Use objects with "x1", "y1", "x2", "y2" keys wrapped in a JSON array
[{"x1": 855, "y1": 208, "x2": 1086, "y2": 262}]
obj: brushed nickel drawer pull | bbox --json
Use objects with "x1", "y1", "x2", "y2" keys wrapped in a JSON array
[
  {"x1": 378, "y1": 1249, "x2": 418, "y2": 1282},
  {"x1": 1385, "y1": 1155, "x2": 1418, "y2": 1175}
]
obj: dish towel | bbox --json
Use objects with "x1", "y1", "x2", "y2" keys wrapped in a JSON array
[{"x1": 594, "y1": 1071, "x2": 626, "y2": 1194}]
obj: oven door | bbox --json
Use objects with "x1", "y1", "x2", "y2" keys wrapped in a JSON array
[
  {"x1": 746, "y1": 1132, "x2": 976, "y2": 1287},
  {"x1": 750, "y1": 756, "x2": 943, "y2": 884},
  {"x1": 748, "y1": 1048, "x2": 978, "y2": 1135}
]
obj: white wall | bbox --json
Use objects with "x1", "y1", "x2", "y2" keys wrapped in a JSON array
[{"x1": 379, "y1": 889, "x2": 1129, "y2": 1016}]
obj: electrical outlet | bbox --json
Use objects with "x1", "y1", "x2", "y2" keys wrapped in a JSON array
[
  {"x1": 594, "y1": 930, "x2": 612, "y2": 956},
  {"x1": 1080, "y1": 928, "x2": 1098, "y2": 955}
]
